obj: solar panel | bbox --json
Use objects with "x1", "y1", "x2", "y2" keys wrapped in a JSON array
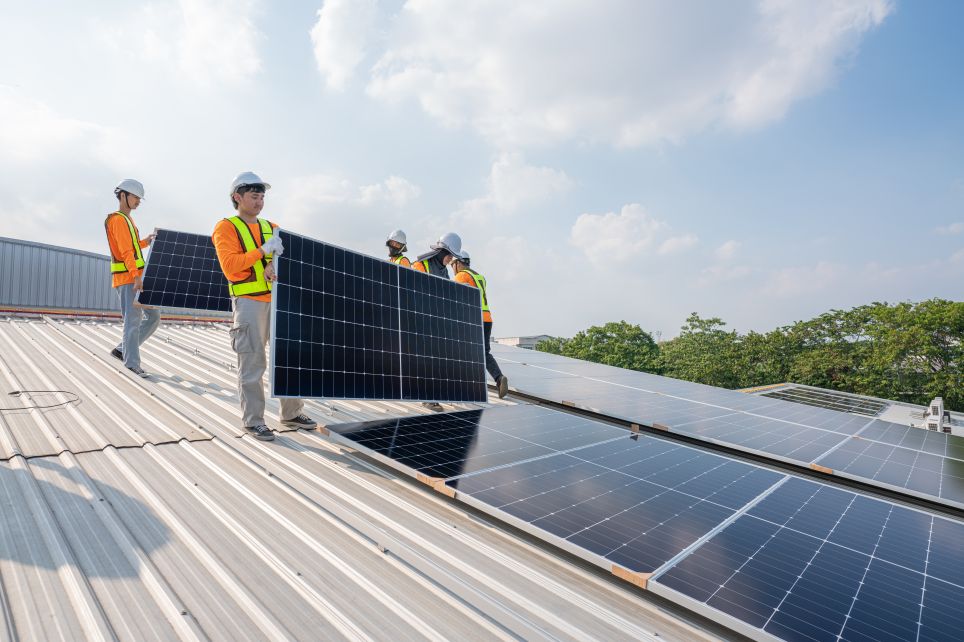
[
  {"x1": 325, "y1": 404, "x2": 627, "y2": 480},
  {"x1": 271, "y1": 231, "x2": 486, "y2": 402},
  {"x1": 651, "y1": 476, "x2": 964, "y2": 642},
  {"x1": 492, "y1": 343, "x2": 964, "y2": 509},
  {"x1": 326, "y1": 403, "x2": 961, "y2": 641},
  {"x1": 136, "y1": 229, "x2": 231, "y2": 312},
  {"x1": 761, "y1": 386, "x2": 889, "y2": 416}
]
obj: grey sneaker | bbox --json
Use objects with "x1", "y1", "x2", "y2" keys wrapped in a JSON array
[
  {"x1": 281, "y1": 414, "x2": 317, "y2": 430},
  {"x1": 244, "y1": 424, "x2": 275, "y2": 441},
  {"x1": 127, "y1": 366, "x2": 150, "y2": 378},
  {"x1": 111, "y1": 348, "x2": 124, "y2": 361},
  {"x1": 422, "y1": 402, "x2": 444, "y2": 412},
  {"x1": 497, "y1": 375, "x2": 509, "y2": 399}
]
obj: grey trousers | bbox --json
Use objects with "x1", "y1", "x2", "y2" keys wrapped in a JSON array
[
  {"x1": 231, "y1": 297, "x2": 304, "y2": 427},
  {"x1": 115, "y1": 283, "x2": 161, "y2": 369}
]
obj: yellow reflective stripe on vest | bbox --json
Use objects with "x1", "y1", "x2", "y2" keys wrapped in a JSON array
[
  {"x1": 107, "y1": 212, "x2": 145, "y2": 274},
  {"x1": 226, "y1": 216, "x2": 274, "y2": 297},
  {"x1": 466, "y1": 269, "x2": 489, "y2": 312},
  {"x1": 420, "y1": 259, "x2": 431, "y2": 272},
  {"x1": 390, "y1": 255, "x2": 408, "y2": 265}
]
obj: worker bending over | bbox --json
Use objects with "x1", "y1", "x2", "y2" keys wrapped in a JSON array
[
  {"x1": 212, "y1": 171, "x2": 316, "y2": 441},
  {"x1": 105, "y1": 179, "x2": 160, "y2": 377},
  {"x1": 413, "y1": 232, "x2": 462, "y2": 278},
  {"x1": 451, "y1": 250, "x2": 509, "y2": 399}
]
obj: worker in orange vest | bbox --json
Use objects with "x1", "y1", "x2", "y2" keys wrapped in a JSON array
[
  {"x1": 212, "y1": 171, "x2": 317, "y2": 441},
  {"x1": 386, "y1": 229, "x2": 411, "y2": 267},
  {"x1": 104, "y1": 179, "x2": 160, "y2": 377},
  {"x1": 451, "y1": 250, "x2": 509, "y2": 399},
  {"x1": 413, "y1": 232, "x2": 461, "y2": 278}
]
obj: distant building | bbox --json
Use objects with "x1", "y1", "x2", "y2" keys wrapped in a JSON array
[{"x1": 494, "y1": 335, "x2": 554, "y2": 350}]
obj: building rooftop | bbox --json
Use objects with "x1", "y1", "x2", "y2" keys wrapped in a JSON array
[{"x1": 0, "y1": 313, "x2": 716, "y2": 641}]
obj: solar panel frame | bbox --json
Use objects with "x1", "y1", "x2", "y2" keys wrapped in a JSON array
[
  {"x1": 135, "y1": 228, "x2": 232, "y2": 312},
  {"x1": 650, "y1": 475, "x2": 964, "y2": 642},
  {"x1": 760, "y1": 386, "x2": 890, "y2": 416},
  {"x1": 270, "y1": 231, "x2": 487, "y2": 402},
  {"x1": 492, "y1": 343, "x2": 964, "y2": 509}
]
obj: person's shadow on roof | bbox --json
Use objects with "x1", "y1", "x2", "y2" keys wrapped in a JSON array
[{"x1": 2, "y1": 457, "x2": 171, "y2": 578}]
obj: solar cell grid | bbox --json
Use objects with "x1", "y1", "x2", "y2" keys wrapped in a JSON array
[
  {"x1": 652, "y1": 476, "x2": 964, "y2": 642},
  {"x1": 137, "y1": 229, "x2": 232, "y2": 312},
  {"x1": 271, "y1": 232, "x2": 486, "y2": 401},
  {"x1": 761, "y1": 386, "x2": 889, "y2": 416}
]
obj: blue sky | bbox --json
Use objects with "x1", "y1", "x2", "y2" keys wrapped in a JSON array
[{"x1": 1, "y1": 0, "x2": 961, "y2": 338}]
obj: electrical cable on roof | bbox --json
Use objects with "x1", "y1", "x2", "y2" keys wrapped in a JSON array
[{"x1": 0, "y1": 390, "x2": 80, "y2": 411}]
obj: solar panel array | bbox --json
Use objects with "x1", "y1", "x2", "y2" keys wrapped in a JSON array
[
  {"x1": 326, "y1": 404, "x2": 963, "y2": 642},
  {"x1": 761, "y1": 385, "x2": 889, "y2": 416},
  {"x1": 136, "y1": 229, "x2": 231, "y2": 312},
  {"x1": 271, "y1": 232, "x2": 486, "y2": 402},
  {"x1": 491, "y1": 343, "x2": 964, "y2": 509}
]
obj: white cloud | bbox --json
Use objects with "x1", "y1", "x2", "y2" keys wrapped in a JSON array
[
  {"x1": 936, "y1": 222, "x2": 964, "y2": 236},
  {"x1": 360, "y1": 0, "x2": 891, "y2": 147},
  {"x1": 658, "y1": 234, "x2": 699, "y2": 255},
  {"x1": 452, "y1": 152, "x2": 571, "y2": 224},
  {"x1": 311, "y1": 0, "x2": 378, "y2": 90},
  {"x1": 715, "y1": 240, "x2": 742, "y2": 260},
  {"x1": 760, "y1": 261, "x2": 843, "y2": 297},
  {"x1": 99, "y1": 0, "x2": 263, "y2": 86},
  {"x1": 570, "y1": 203, "x2": 697, "y2": 265}
]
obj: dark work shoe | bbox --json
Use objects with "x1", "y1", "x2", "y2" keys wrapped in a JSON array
[
  {"x1": 497, "y1": 375, "x2": 509, "y2": 399},
  {"x1": 245, "y1": 424, "x2": 275, "y2": 441},
  {"x1": 111, "y1": 348, "x2": 124, "y2": 361},
  {"x1": 422, "y1": 402, "x2": 444, "y2": 412},
  {"x1": 127, "y1": 366, "x2": 150, "y2": 378},
  {"x1": 281, "y1": 414, "x2": 317, "y2": 430}
]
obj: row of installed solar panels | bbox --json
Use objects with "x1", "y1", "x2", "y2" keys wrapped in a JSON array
[
  {"x1": 325, "y1": 404, "x2": 962, "y2": 642},
  {"x1": 136, "y1": 229, "x2": 489, "y2": 402}
]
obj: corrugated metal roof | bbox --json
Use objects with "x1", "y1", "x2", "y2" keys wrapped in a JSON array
[
  {"x1": 0, "y1": 314, "x2": 718, "y2": 641},
  {"x1": 0, "y1": 237, "x2": 117, "y2": 313}
]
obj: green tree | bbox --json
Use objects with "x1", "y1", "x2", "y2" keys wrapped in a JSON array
[
  {"x1": 659, "y1": 314, "x2": 741, "y2": 388},
  {"x1": 539, "y1": 321, "x2": 660, "y2": 372}
]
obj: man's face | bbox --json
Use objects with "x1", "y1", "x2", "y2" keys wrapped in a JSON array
[
  {"x1": 442, "y1": 253, "x2": 454, "y2": 266},
  {"x1": 235, "y1": 190, "x2": 265, "y2": 216},
  {"x1": 388, "y1": 240, "x2": 403, "y2": 253},
  {"x1": 127, "y1": 194, "x2": 141, "y2": 210}
]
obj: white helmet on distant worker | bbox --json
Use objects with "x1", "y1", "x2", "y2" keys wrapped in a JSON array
[
  {"x1": 230, "y1": 171, "x2": 271, "y2": 195},
  {"x1": 114, "y1": 179, "x2": 145, "y2": 200},
  {"x1": 387, "y1": 229, "x2": 407, "y2": 248},
  {"x1": 431, "y1": 232, "x2": 463, "y2": 258},
  {"x1": 458, "y1": 249, "x2": 470, "y2": 265}
]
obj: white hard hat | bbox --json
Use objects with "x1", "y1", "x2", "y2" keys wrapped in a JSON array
[
  {"x1": 458, "y1": 249, "x2": 470, "y2": 265},
  {"x1": 114, "y1": 179, "x2": 145, "y2": 199},
  {"x1": 230, "y1": 171, "x2": 271, "y2": 195},
  {"x1": 387, "y1": 229, "x2": 407, "y2": 245},
  {"x1": 431, "y1": 232, "x2": 463, "y2": 258}
]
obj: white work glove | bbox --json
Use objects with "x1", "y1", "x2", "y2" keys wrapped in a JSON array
[{"x1": 262, "y1": 232, "x2": 284, "y2": 257}]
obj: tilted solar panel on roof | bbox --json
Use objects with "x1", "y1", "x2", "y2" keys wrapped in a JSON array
[
  {"x1": 326, "y1": 403, "x2": 963, "y2": 641},
  {"x1": 271, "y1": 232, "x2": 487, "y2": 402},
  {"x1": 491, "y1": 343, "x2": 964, "y2": 510},
  {"x1": 136, "y1": 229, "x2": 231, "y2": 312}
]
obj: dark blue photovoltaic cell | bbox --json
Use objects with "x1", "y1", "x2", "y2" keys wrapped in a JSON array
[
  {"x1": 326, "y1": 405, "x2": 625, "y2": 479},
  {"x1": 448, "y1": 433, "x2": 783, "y2": 573},
  {"x1": 654, "y1": 477, "x2": 964, "y2": 642},
  {"x1": 491, "y1": 342, "x2": 964, "y2": 509},
  {"x1": 272, "y1": 232, "x2": 486, "y2": 401},
  {"x1": 137, "y1": 229, "x2": 232, "y2": 312}
]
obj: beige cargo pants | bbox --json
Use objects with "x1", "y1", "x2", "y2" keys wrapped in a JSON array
[{"x1": 230, "y1": 297, "x2": 304, "y2": 427}]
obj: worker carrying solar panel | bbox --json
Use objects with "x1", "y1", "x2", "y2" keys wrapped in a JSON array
[
  {"x1": 385, "y1": 229, "x2": 411, "y2": 267},
  {"x1": 413, "y1": 232, "x2": 462, "y2": 278},
  {"x1": 104, "y1": 179, "x2": 160, "y2": 378},
  {"x1": 451, "y1": 251, "x2": 509, "y2": 399},
  {"x1": 211, "y1": 171, "x2": 318, "y2": 442}
]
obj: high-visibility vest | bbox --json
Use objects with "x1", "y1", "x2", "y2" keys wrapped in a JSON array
[
  {"x1": 390, "y1": 255, "x2": 410, "y2": 266},
  {"x1": 226, "y1": 216, "x2": 274, "y2": 297},
  {"x1": 105, "y1": 211, "x2": 145, "y2": 274},
  {"x1": 461, "y1": 268, "x2": 490, "y2": 313},
  {"x1": 418, "y1": 259, "x2": 431, "y2": 272}
]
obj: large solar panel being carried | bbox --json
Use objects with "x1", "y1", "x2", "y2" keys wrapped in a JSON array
[
  {"x1": 271, "y1": 231, "x2": 486, "y2": 402},
  {"x1": 325, "y1": 404, "x2": 963, "y2": 642},
  {"x1": 136, "y1": 229, "x2": 231, "y2": 312},
  {"x1": 489, "y1": 343, "x2": 964, "y2": 510}
]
